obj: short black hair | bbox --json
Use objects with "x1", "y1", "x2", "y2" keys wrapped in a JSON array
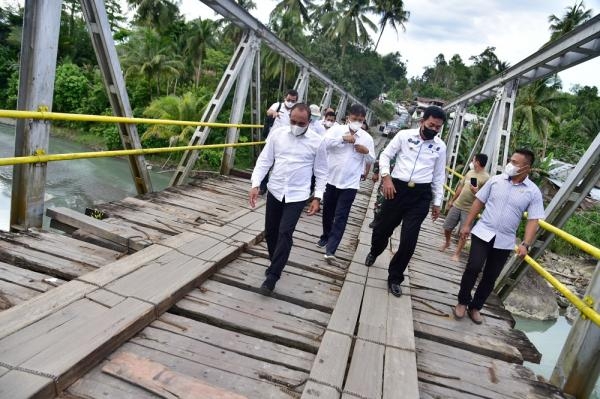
[
  {"x1": 286, "y1": 89, "x2": 299, "y2": 98},
  {"x1": 290, "y1": 103, "x2": 310, "y2": 120},
  {"x1": 324, "y1": 111, "x2": 336, "y2": 118},
  {"x1": 423, "y1": 105, "x2": 447, "y2": 122},
  {"x1": 348, "y1": 103, "x2": 366, "y2": 117},
  {"x1": 362, "y1": 121, "x2": 369, "y2": 130},
  {"x1": 515, "y1": 148, "x2": 535, "y2": 166},
  {"x1": 474, "y1": 153, "x2": 488, "y2": 167}
]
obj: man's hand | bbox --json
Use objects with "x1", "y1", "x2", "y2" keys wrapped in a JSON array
[
  {"x1": 354, "y1": 144, "x2": 368, "y2": 154},
  {"x1": 249, "y1": 187, "x2": 259, "y2": 208},
  {"x1": 516, "y1": 244, "x2": 528, "y2": 258},
  {"x1": 469, "y1": 185, "x2": 479, "y2": 194},
  {"x1": 460, "y1": 225, "x2": 471, "y2": 241},
  {"x1": 431, "y1": 206, "x2": 440, "y2": 221},
  {"x1": 307, "y1": 198, "x2": 320, "y2": 215},
  {"x1": 342, "y1": 134, "x2": 356, "y2": 144},
  {"x1": 382, "y1": 175, "x2": 396, "y2": 199},
  {"x1": 372, "y1": 172, "x2": 380, "y2": 182}
]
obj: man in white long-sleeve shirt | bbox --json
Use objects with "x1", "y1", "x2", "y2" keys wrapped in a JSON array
[
  {"x1": 249, "y1": 103, "x2": 328, "y2": 295},
  {"x1": 365, "y1": 106, "x2": 447, "y2": 297},
  {"x1": 317, "y1": 104, "x2": 375, "y2": 263}
]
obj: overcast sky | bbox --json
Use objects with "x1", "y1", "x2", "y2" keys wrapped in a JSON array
[{"x1": 179, "y1": 0, "x2": 600, "y2": 92}]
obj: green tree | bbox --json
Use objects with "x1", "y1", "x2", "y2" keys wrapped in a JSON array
[
  {"x1": 514, "y1": 79, "x2": 564, "y2": 159},
  {"x1": 120, "y1": 27, "x2": 184, "y2": 98},
  {"x1": 185, "y1": 18, "x2": 219, "y2": 88},
  {"x1": 141, "y1": 91, "x2": 209, "y2": 147},
  {"x1": 321, "y1": 0, "x2": 377, "y2": 57},
  {"x1": 372, "y1": 0, "x2": 409, "y2": 51},
  {"x1": 548, "y1": 1, "x2": 593, "y2": 41},
  {"x1": 127, "y1": 0, "x2": 182, "y2": 33},
  {"x1": 53, "y1": 62, "x2": 90, "y2": 114}
]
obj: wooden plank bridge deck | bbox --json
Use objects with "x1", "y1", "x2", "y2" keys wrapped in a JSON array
[{"x1": 0, "y1": 173, "x2": 569, "y2": 399}]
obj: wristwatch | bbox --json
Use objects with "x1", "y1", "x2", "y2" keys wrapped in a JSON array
[
  {"x1": 381, "y1": 172, "x2": 390, "y2": 178},
  {"x1": 520, "y1": 241, "x2": 530, "y2": 251}
]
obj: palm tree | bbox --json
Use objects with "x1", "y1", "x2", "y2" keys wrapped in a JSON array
[
  {"x1": 548, "y1": 1, "x2": 592, "y2": 41},
  {"x1": 514, "y1": 79, "x2": 564, "y2": 159},
  {"x1": 270, "y1": 0, "x2": 312, "y2": 26},
  {"x1": 221, "y1": 0, "x2": 257, "y2": 44},
  {"x1": 185, "y1": 18, "x2": 218, "y2": 88},
  {"x1": 322, "y1": 0, "x2": 377, "y2": 57},
  {"x1": 127, "y1": 0, "x2": 181, "y2": 32},
  {"x1": 372, "y1": 0, "x2": 409, "y2": 51},
  {"x1": 120, "y1": 27, "x2": 184, "y2": 98},
  {"x1": 141, "y1": 91, "x2": 208, "y2": 146}
]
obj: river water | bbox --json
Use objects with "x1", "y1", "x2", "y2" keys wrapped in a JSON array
[
  {"x1": 0, "y1": 122, "x2": 172, "y2": 230},
  {"x1": 0, "y1": 122, "x2": 598, "y2": 397}
]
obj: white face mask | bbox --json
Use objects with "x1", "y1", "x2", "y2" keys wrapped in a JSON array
[
  {"x1": 349, "y1": 121, "x2": 362, "y2": 132},
  {"x1": 290, "y1": 125, "x2": 307, "y2": 136},
  {"x1": 324, "y1": 120, "x2": 334, "y2": 128},
  {"x1": 469, "y1": 162, "x2": 475, "y2": 170},
  {"x1": 504, "y1": 163, "x2": 520, "y2": 177},
  {"x1": 284, "y1": 100, "x2": 296, "y2": 108}
]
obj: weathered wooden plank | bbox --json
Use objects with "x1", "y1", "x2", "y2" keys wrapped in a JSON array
[
  {"x1": 102, "y1": 351, "x2": 248, "y2": 399},
  {"x1": 131, "y1": 326, "x2": 307, "y2": 387},
  {"x1": 0, "y1": 239, "x2": 95, "y2": 279},
  {"x1": 212, "y1": 258, "x2": 338, "y2": 313},
  {"x1": 173, "y1": 285, "x2": 325, "y2": 353},
  {"x1": 16, "y1": 298, "x2": 154, "y2": 393},
  {"x1": 0, "y1": 370, "x2": 54, "y2": 399},
  {"x1": 0, "y1": 230, "x2": 121, "y2": 267},
  {"x1": 0, "y1": 280, "x2": 97, "y2": 339},
  {"x1": 416, "y1": 337, "x2": 567, "y2": 399},
  {"x1": 107, "y1": 342, "x2": 298, "y2": 399},
  {"x1": 46, "y1": 207, "x2": 152, "y2": 251},
  {"x1": 302, "y1": 331, "x2": 351, "y2": 399},
  {"x1": 0, "y1": 261, "x2": 65, "y2": 292},
  {"x1": 154, "y1": 313, "x2": 315, "y2": 372},
  {"x1": 343, "y1": 340, "x2": 384, "y2": 399}
]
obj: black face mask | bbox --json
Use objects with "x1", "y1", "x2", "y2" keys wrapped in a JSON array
[{"x1": 421, "y1": 126, "x2": 437, "y2": 140}]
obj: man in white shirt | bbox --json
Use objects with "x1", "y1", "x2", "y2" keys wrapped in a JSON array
[
  {"x1": 266, "y1": 89, "x2": 298, "y2": 132},
  {"x1": 317, "y1": 104, "x2": 375, "y2": 263},
  {"x1": 321, "y1": 111, "x2": 337, "y2": 131},
  {"x1": 250, "y1": 103, "x2": 328, "y2": 295},
  {"x1": 454, "y1": 149, "x2": 544, "y2": 324},
  {"x1": 309, "y1": 104, "x2": 326, "y2": 135},
  {"x1": 365, "y1": 106, "x2": 447, "y2": 297},
  {"x1": 259, "y1": 89, "x2": 299, "y2": 195}
]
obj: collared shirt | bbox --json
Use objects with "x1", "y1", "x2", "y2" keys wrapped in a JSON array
[
  {"x1": 379, "y1": 128, "x2": 447, "y2": 206},
  {"x1": 268, "y1": 102, "x2": 292, "y2": 131},
  {"x1": 310, "y1": 119, "x2": 327, "y2": 136},
  {"x1": 323, "y1": 124, "x2": 375, "y2": 189},
  {"x1": 453, "y1": 169, "x2": 490, "y2": 211},
  {"x1": 472, "y1": 173, "x2": 545, "y2": 250},
  {"x1": 251, "y1": 125, "x2": 328, "y2": 202}
]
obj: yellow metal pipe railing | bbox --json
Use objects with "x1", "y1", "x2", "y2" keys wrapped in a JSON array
[
  {"x1": 0, "y1": 109, "x2": 263, "y2": 129},
  {"x1": 520, "y1": 250, "x2": 600, "y2": 326},
  {"x1": 0, "y1": 141, "x2": 265, "y2": 166},
  {"x1": 538, "y1": 219, "x2": 600, "y2": 259}
]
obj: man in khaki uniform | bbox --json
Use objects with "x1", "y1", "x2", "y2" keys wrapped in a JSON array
[{"x1": 441, "y1": 153, "x2": 489, "y2": 261}]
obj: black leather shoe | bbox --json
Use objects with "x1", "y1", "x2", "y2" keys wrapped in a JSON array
[
  {"x1": 365, "y1": 253, "x2": 376, "y2": 267},
  {"x1": 260, "y1": 277, "x2": 276, "y2": 296},
  {"x1": 388, "y1": 282, "x2": 402, "y2": 297}
]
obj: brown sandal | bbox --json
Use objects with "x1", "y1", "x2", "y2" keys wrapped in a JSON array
[
  {"x1": 452, "y1": 304, "x2": 466, "y2": 319},
  {"x1": 468, "y1": 309, "x2": 483, "y2": 324}
]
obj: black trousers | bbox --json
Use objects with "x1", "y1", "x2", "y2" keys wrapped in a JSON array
[
  {"x1": 370, "y1": 179, "x2": 431, "y2": 284},
  {"x1": 264, "y1": 192, "x2": 305, "y2": 281},
  {"x1": 320, "y1": 184, "x2": 357, "y2": 255},
  {"x1": 457, "y1": 235, "x2": 512, "y2": 310}
]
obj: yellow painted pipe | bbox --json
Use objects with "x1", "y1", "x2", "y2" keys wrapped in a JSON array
[
  {"x1": 521, "y1": 251, "x2": 600, "y2": 326},
  {"x1": 446, "y1": 166, "x2": 464, "y2": 179},
  {"x1": 0, "y1": 109, "x2": 263, "y2": 129},
  {"x1": 0, "y1": 141, "x2": 265, "y2": 166},
  {"x1": 539, "y1": 219, "x2": 600, "y2": 259}
]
